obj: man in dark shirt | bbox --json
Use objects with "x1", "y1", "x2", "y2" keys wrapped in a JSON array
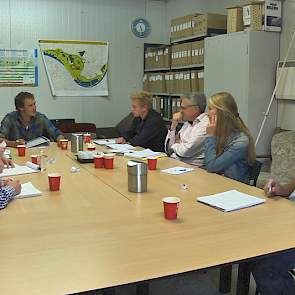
[
  {"x1": 0, "y1": 92, "x2": 64, "y2": 147},
  {"x1": 116, "y1": 91, "x2": 167, "y2": 152}
]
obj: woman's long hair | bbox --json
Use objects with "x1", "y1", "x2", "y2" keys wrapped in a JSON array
[{"x1": 208, "y1": 92, "x2": 256, "y2": 165}]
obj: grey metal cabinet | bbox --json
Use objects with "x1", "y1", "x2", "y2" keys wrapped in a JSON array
[{"x1": 204, "y1": 30, "x2": 280, "y2": 154}]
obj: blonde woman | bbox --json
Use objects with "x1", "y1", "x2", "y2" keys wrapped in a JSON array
[{"x1": 204, "y1": 92, "x2": 255, "y2": 184}]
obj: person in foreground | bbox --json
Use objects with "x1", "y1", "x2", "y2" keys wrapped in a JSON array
[
  {"x1": 0, "y1": 92, "x2": 64, "y2": 147},
  {"x1": 250, "y1": 178, "x2": 295, "y2": 295},
  {"x1": 164, "y1": 93, "x2": 209, "y2": 166},
  {"x1": 116, "y1": 91, "x2": 167, "y2": 152},
  {"x1": 0, "y1": 141, "x2": 21, "y2": 210},
  {"x1": 204, "y1": 92, "x2": 256, "y2": 183}
]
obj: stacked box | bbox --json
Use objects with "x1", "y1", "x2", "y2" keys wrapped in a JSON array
[
  {"x1": 143, "y1": 74, "x2": 149, "y2": 92},
  {"x1": 183, "y1": 72, "x2": 191, "y2": 93},
  {"x1": 171, "y1": 13, "x2": 200, "y2": 41},
  {"x1": 171, "y1": 43, "x2": 191, "y2": 67},
  {"x1": 191, "y1": 70, "x2": 199, "y2": 93},
  {"x1": 145, "y1": 46, "x2": 171, "y2": 69},
  {"x1": 243, "y1": 1, "x2": 265, "y2": 31},
  {"x1": 191, "y1": 40, "x2": 205, "y2": 65},
  {"x1": 193, "y1": 13, "x2": 227, "y2": 35},
  {"x1": 243, "y1": 0, "x2": 282, "y2": 32},
  {"x1": 198, "y1": 70, "x2": 204, "y2": 93},
  {"x1": 227, "y1": 6, "x2": 244, "y2": 33}
]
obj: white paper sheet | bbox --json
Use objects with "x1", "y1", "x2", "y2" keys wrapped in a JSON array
[
  {"x1": 124, "y1": 149, "x2": 162, "y2": 159},
  {"x1": 15, "y1": 182, "x2": 42, "y2": 199},
  {"x1": 161, "y1": 166, "x2": 194, "y2": 175},
  {"x1": 93, "y1": 139, "x2": 117, "y2": 145},
  {"x1": 197, "y1": 190, "x2": 266, "y2": 212},
  {"x1": 0, "y1": 164, "x2": 38, "y2": 177}
]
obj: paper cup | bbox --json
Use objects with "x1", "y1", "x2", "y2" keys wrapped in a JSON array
[
  {"x1": 17, "y1": 145, "x2": 26, "y2": 157},
  {"x1": 162, "y1": 197, "x2": 181, "y2": 220},
  {"x1": 31, "y1": 154, "x2": 40, "y2": 165},
  {"x1": 84, "y1": 133, "x2": 92, "y2": 143},
  {"x1": 60, "y1": 139, "x2": 68, "y2": 150},
  {"x1": 87, "y1": 144, "x2": 96, "y2": 151},
  {"x1": 48, "y1": 173, "x2": 61, "y2": 191},
  {"x1": 94, "y1": 155, "x2": 104, "y2": 168},
  {"x1": 103, "y1": 153, "x2": 115, "y2": 169},
  {"x1": 147, "y1": 157, "x2": 157, "y2": 170}
]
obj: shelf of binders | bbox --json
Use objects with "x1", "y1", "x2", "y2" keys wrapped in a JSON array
[
  {"x1": 152, "y1": 96, "x2": 183, "y2": 121},
  {"x1": 151, "y1": 93, "x2": 182, "y2": 97},
  {"x1": 144, "y1": 67, "x2": 171, "y2": 72},
  {"x1": 170, "y1": 64, "x2": 204, "y2": 70},
  {"x1": 170, "y1": 28, "x2": 226, "y2": 44}
]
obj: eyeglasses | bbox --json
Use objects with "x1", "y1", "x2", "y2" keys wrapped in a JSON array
[{"x1": 180, "y1": 104, "x2": 198, "y2": 110}]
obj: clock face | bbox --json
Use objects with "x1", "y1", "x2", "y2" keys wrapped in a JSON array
[{"x1": 131, "y1": 18, "x2": 151, "y2": 38}]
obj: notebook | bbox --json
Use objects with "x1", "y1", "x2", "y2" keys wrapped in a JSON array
[
  {"x1": 26, "y1": 136, "x2": 50, "y2": 148},
  {"x1": 0, "y1": 163, "x2": 39, "y2": 177},
  {"x1": 15, "y1": 182, "x2": 42, "y2": 199},
  {"x1": 197, "y1": 190, "x2": 266, "y2": 212}
]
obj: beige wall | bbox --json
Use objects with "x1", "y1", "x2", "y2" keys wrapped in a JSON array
[{"x1": 0, "y1": 0, "x2": 167, "y2": 128}]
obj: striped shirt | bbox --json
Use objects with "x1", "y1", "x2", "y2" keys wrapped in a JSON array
[{"x1": 0, "y1": 186, "x2": 16, "y2": 210}]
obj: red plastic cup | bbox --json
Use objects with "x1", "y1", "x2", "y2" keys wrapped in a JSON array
[
  {"x1": 103, "y1": 153, "x2": 115, "y2": 169},
  {"x1": 84, "y1": 133, "x2": 92, "y2": 143},
  {"x1": 17, "y1": 145, "x2": 26, "y2": 157},
  {"x1": 94, "y1": 155, "x2": 104, "y2": 168},
  {"x1": 31, "y1": 154, "x2": 40, "y2": 165},
  {"x1": 48, "y1": 173, "x2": 61, "y2": 191},
  {"x1": 60, "y1": 139, "x2": 68, "y2": 150},
  {"x1": 147, "y1": 157, "x2": 157, "y2": 170},
  {"x1": 87, "y1": 144, "x2": 96, "y2": 151},
  {"x1": 162, "y1": 197, "x2": 181, "y2": 220}
]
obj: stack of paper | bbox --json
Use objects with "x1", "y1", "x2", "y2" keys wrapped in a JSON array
[
  {"x1": 0, "y1": 164, "x2": 39, "y2": 177},
  {"x1": 124, "y1": 149, "x2": 163, "y2": 159},
  {"x1": 93, "y1": 139, "x2": 117, "y2": 145},
  {"x1": 106, "y1": 143, "x2": 135, "y2": 153},
  {"x1": 197, "y1": 190, "x2": 266, "y2": 212},
  {"x1": 161, "y1": 166, "x2": 194, "y2": 175},
  {"x1": 26, "y1": 136, "x2": 50, "y2": 148},
  {"x1": 15, "y1": 182, "x2": 42, "y2": 199}
]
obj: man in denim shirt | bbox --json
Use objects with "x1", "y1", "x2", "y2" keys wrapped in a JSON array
[{"x1": 0, "y1": 92, "x2": 64, "y2": 147}]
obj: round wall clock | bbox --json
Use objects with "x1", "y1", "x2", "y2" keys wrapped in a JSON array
[{"x1": 131, "y1": 18, "x2": 151, "y2": 38}]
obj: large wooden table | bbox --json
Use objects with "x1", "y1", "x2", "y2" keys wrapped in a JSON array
[{"x1": 1, "y1": 144, "x2": 295, "y2": 295}]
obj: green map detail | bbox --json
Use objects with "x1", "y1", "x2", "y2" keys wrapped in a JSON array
[{"x1": 43, "y1": 48, "x2": 107, "y2": 88}]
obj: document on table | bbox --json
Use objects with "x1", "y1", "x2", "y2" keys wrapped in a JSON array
[
  {"x1": 105, "y1": 143, "x2": 135, "y2": 152},
  {"x1": 15, "y1": 182, "x2": 42, "y2": 199},
  {"x1": 0, "y1": 164, "x2": 39, "y2": 177},
  {"x1": 26, "y1": 136, "x2": 50, "y2": 148},
  {"x1": 124, "y1": 149, "x2": 163, "y2": 159},
  {"x1": 161, "y1": 166, "x2": 194, "y2": 175},
  {"x1": 93, "y1": 139, "x2": 117, "y2": 145},
  {"x1": 197, "y1": 190, "x2": 266, "y2": 212}
]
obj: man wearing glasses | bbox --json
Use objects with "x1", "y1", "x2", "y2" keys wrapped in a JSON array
[{"x1": 164, "y1": 93, "x2": 209, "y2": 166}]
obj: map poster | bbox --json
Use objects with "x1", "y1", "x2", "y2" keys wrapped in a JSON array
[
  {"x1": 39, "y1": 40, "x2": 109, "y2": 97},
  {"x1": 0, "y1": 49, "x2": 38, "y2": 87}
]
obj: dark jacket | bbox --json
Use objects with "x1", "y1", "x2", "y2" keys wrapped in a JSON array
[{"x1": 122, "y1": 109, "x2": 167, "y2": 152}]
